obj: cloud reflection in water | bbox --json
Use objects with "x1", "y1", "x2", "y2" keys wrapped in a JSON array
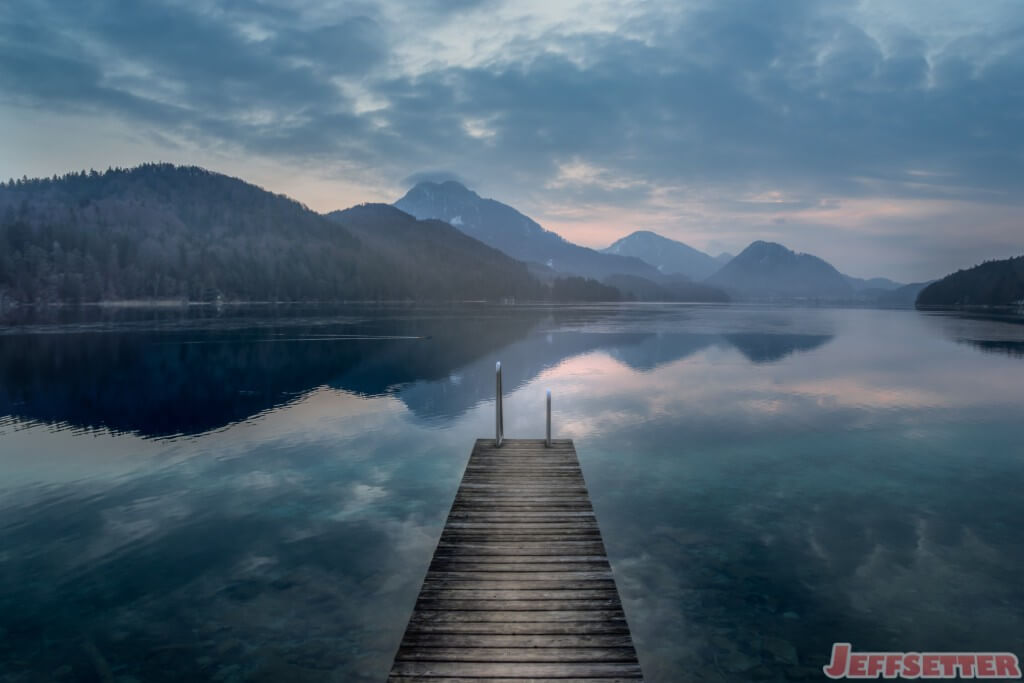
[{"x1": 1, "y1": 305, "x2": 1023, "y2": 681}]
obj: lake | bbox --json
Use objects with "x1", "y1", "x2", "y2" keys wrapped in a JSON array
[{"x1": 1, "y1": 304, "x2": 1022, "y2": 682}]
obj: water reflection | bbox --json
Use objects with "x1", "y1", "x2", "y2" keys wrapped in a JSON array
[
  {"x1": 0, "y1": 306, "x2": 837, "y2": 438},
  {"x1": 919, "y1": 309, "x2": 1024, "y2": 359},
  {"x1": 0, "y1": 430, "x2": 455, "y2": 682},
  {"x1": 958, "y1": 339, "x2": 1024, "y2": 357},
  {"x1": 1, "y1": 305, "x2": 1023, "y2": 682},
  {"x1": 0, "y1": 308, "x2": 542, "y2": 437}
]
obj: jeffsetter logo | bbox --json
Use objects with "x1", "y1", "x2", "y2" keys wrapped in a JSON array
[{"x1": 824, "y1": 643, "x2": 1022, "y2": 679}]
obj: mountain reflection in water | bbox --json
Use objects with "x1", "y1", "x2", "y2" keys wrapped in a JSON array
[
  {"x1": 0, "y1": 305, "x2": 835, "y2": 438},
  {"x1": 1, "y1": 304, "x2": 1022, "y2": 683}
]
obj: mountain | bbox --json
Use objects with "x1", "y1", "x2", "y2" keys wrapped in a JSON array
[
  {"x1": 916, "y1": 256, "x2": 1024, "y2": 307},
  {"x1": 715, "y1": 252, "x2": 734, "y2": 265},
  {"x1": 604, "y1": 273, "x2": 730, "y2": 302},
  {"x1": 704, "y1": 240, "x2": 855, "y2": 299},
  {"x1": 394, "y1": 180, "x2": 661, "y2": 281},
  {"x1": 0, "y1": 165, "x2": 542, "y2": 304},
  {"x1": 876, "y1": 281, "x2": 931, "y2": 307},
  {"x1": 326, "y1": 203, "x2": 544, "y2": 301},
  {"x1": 602, "y1": 230, "x2": 721, "y2": 280},
  {"x1": 844, "y1": 275, "x2": 902, "y2": 291},
  {"x1": 328, "y1": 204, "x2": 621, "y2": 302}
]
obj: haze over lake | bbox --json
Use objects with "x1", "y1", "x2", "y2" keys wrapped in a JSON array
[{"x1": 1, "y1": 304, "x2": 1023, "y2": 682}]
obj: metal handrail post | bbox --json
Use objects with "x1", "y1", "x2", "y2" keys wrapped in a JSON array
[
  {"x1": 546, "y1": 389, "x2": 551, "y2": 447},
  {"x1": 495, "y1": 362, "x2": 503, "y2": 447}
]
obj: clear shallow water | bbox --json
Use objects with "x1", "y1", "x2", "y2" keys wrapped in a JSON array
[{"x1": 0, "y1": 304, "x2": 1022, "y2": 682}]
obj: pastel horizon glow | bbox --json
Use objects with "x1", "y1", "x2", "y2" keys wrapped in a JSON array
[{"x1": 2, "y1": 0, "x2": 1023, "y2": 281}]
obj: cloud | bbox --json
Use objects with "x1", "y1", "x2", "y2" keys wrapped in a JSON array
[
  {"x1": 1, "y1": 0, "x2": 1022, "y2": 279},
  {"x1": 401, "y1": 169, "x2": 471, "y2": 187}
]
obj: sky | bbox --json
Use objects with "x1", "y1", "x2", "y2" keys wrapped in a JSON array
[{"x1": 1, "y1": 0, "x2": 1022, "y2": 281}]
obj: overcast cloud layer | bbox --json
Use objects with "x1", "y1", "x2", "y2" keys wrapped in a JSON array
[{"x1": 2, "y1": 0, "x2": 1022, "y2": 280}]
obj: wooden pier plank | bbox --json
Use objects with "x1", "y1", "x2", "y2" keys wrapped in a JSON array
[{"x1": 388, "y1": 438, "x2": 642, "y2": 681}]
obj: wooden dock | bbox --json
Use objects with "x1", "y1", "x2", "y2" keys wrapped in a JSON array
[{"x1": 388, "y1": 438, "x2": 643, "y2": 681}]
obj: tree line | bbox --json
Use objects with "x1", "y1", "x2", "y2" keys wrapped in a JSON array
[{"x1": 0, "y1": 164, "x2": 619, "y2": 305}]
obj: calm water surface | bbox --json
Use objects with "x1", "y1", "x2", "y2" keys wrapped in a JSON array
[{"x1": 1, "y1": 304, "x2": 1022, "y2": 681}]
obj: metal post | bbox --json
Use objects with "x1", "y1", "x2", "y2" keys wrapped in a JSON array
[
  {"x1": 546, "y1": 389, "x2": 551, "y2": 447},
  {"x1": 495, "y1": 362, "x2": 503, "y2": 447}
]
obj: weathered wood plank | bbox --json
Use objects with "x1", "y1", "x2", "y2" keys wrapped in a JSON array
[
  {"x1": 443, "y1": 521, "x2": 599, "y2": 528},
  {"x1": 460, "y1": 472, "x2": 585, "y2": 478},
  {"x1": 424, "y1": 571, "x2": 613, "y2": 581},
  {"x1": 451, "y1": 498, "x2": 593, "y2": 505},
  {"x1": 459, "y1": 479, "x2": 586, "y2": 485},
  {"x1": 462, "y1": 468, "x2": 583, "y2": 474},
  {"x1": 440, "y1": 524, "x2": 600, "y2": 532},
  {"x1": 440, "y1": 530, "x2": 601, "y2": 537},
  {"x1": 416, "y1": 588, "x2": 620, "y2": 601},
  {"x1": 438, "y1": 528, "x2": 598, "y2": 532},
  {"x1": 441, "y1": 522, "x2": 600, "y2": 530},
  {"x1": 445, "y1": 514, "x2": 594, "y2": 521},
  {"x1": 449, "y1": 503, "x2": 592, "y2": 510},
  {"x1": 439, "y1": 531, "x2": 602, "y2": 539},
  {"x1": 447, "y1": 511, "x2": 596, "y2": 517},
  {"x1": 428, "y1": 561, "x2": 613, "y2": 573},
  {"x1": 474, "y1": 439, "x2": 573, "y2": 446},
  {"x1": 389, "y1": 678, "x2": 642, "y2": 683},
  {"x1": 402, "y1": 620, "x2": 632, "y2": 635},
  {"x1": 389, "y1": 662, "x2": 643, "y2": 678},
  {"x1": 459, "y1": 476, "x2": 586, "y2": 481},
  {"x1": 435, "y1": 543, "x2": 608, "y2": 554},
  {"x1": 389, "y1": 680, "x2": 641, "y2": 683},
  {"x1": 440, "y1": 529, "x2": 602, "y2": 538},
  {"x1": 400, "y1": 634, "x2": 637, "y2": 649},
  {"x1": 394, "y1": 646, "x2": 640, "y2": 663},
  {"x1": 446, "y1": 512, "x2": 595, "y2": 520},
  {"x1": 465, "y1": 460, "x2": 581, "y2": 466},
  {"x1": 459, "y1": 477, "x2": 585, "y2": 482},
  {"x1": 452, "y1": 493, "x2": 589, "y2": 499},
  {"x1": 452, "y1": 494, "x2": 589, "y2": 499},
  {"x1": 431, "y1": 551, "x2": 609, "y2": 559},
  {"x1": 443, "y1": 518, "x2": 597, "y2": 526},
  {"x1": 407, "y1": 610, "x2": 628, "y2": 625},
  {"x1": 389, "y1": 439, "x2": 641, "y2": 681},
  {"x1": 467, "y1": 455, "x2": 583, "y2": 461},
  {"x1": 413, "y1": 599, "x2": 623, "y2": 612},
  {"x1": 422, "y1": 579, "x2": 617, "y2": 591},
  {"x1": 457, "y1": 483, "x2": 588, "y2": 489},
  {"x1": 461, "y1": 468, "x2": 585, "y2": 474}
]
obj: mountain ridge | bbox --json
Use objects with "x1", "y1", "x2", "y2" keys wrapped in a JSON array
[
  {"x1": 0, "y1": 165, "x2": 547, "y2": 304},
  {"x1": 0, "y1": 165, "x2": 922, "y2": 305},
  {"x1": 602, "y1": 230, "x2": 721, "y2": 280},
  {"x1": 705, "y1": 240, "x2": 856, "y2": 299},
  {"x1": 394, "y1": 181, "x2": 664, "y2": 281},
  {"x1": 916, "y1": 256, "x2": 1024, "y2": 307}
]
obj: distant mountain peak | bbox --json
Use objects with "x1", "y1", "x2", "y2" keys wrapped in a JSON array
[
  {"x1": 0, "y1": 163, "x2": 546, "y2": 304},
  {"x1": 333, "y1": 202, "x2": 414, "y2": 223},
  {"x1": 394, "y1": 181, "x2": 662, "y2": 281},
  {"x1": 406, "y1": 179, "x2": 478, "y2": 200},
  {"x1": 602, "y1": 230, "x2": 721, "y2": 280},
  {"x1": 705, "y1": 239, "x2": 854, "y2": 299},
  {"x1": 747, "y1": 240, "x2": 795, "y2": 256},
  {"x1": 437, "y1": 179, "x2": 471, "y2": 191}
]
